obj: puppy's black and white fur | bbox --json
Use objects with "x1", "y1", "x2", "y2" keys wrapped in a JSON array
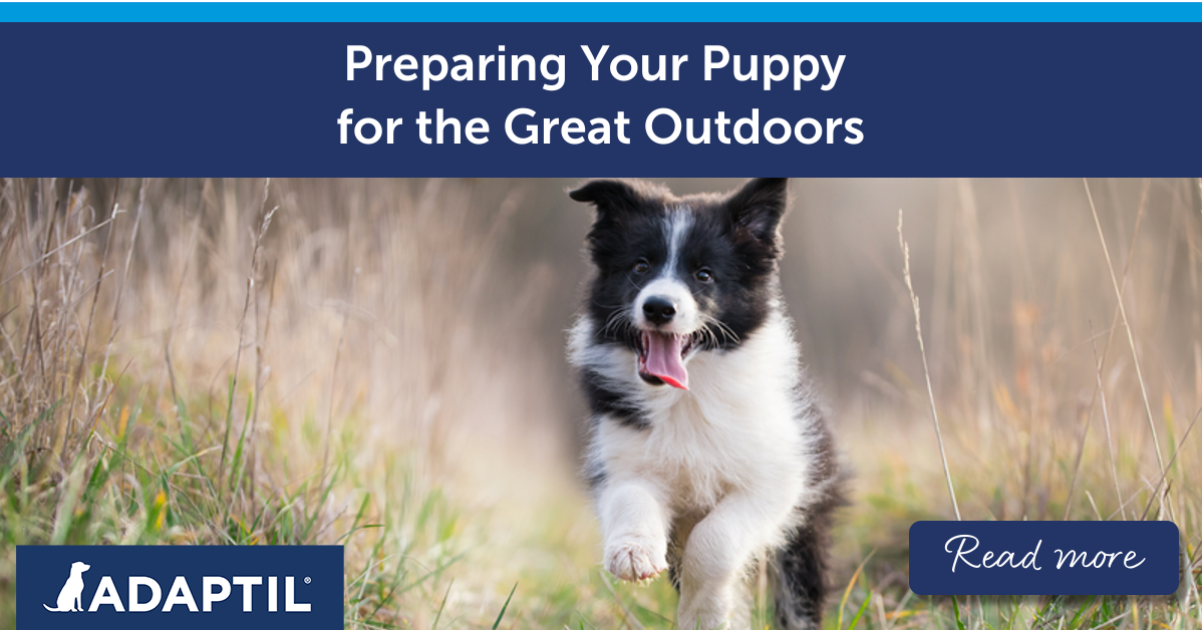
[{"x1": 568, "y1": 178, "x2": 843, "y2": 630}]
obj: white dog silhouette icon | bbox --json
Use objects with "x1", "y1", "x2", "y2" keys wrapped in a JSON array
[{"x1": 43, "y1": 561, "x2": 90, "y2": 612}]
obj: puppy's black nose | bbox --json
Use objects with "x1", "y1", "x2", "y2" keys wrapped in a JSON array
[{"x1": 642, "y1": 296, "x2": 676, "y2": 325}]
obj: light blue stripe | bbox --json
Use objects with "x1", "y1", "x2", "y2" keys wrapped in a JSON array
[{"x1": 2, "y1": 2, "x2": 1202, "y2": 23}]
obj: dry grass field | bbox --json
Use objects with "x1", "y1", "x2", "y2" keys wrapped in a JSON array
[{"x1": 0, "y1": 177, "x2": 1198, "y2": 629}]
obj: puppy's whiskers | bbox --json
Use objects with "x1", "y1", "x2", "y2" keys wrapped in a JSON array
[
  {"x1": 600, "y1": 308, "x2": 633, "y2": 339},
  {"x1": 700, "y1": 313, "x2": 740, "y2": 347}
]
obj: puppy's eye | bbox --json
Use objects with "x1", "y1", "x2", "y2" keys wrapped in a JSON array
[
  {"x1": 633, "y1": 259, "x2": 650, "y2": 274},
  {"x1": 696, "y1": 268, "x2": 714, "y2": 283}
]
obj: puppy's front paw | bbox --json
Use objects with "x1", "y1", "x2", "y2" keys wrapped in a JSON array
[{"x1": 604, "y1": 536, "x2": 668, "y2": 582}]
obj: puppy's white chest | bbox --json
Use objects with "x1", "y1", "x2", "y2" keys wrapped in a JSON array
[{"x1": 623, "y1": 389, "x2": 802, "y2": 510}]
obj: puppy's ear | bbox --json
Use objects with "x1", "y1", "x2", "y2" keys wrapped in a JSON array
[
  {"x1": 569, "y1": 180, "x2": 643, "y2": 222},
  {"x1": 727, "y1": 178, "x2": 788, "y2": 242}
]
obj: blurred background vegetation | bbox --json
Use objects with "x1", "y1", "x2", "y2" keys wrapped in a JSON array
[{"x1": 0, "y1": 177, "x2": 1198, "y2": 628}]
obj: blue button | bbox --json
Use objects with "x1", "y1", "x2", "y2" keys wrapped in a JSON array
[{"x1": 909, "y1": 521, "x2": 1179, "y2": 595}]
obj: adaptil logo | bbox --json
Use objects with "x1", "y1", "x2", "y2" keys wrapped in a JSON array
[
  {"x1": 18, "y1": 546, "x2": 343, "y2": 630},
  {"x1": 41, "y1": 560, "x2": 314, "y2": 613}
]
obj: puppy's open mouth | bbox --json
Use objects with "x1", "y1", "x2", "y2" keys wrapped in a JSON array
[{"x1": 635, "y1": 331, "x2": 698, "y2": 390}]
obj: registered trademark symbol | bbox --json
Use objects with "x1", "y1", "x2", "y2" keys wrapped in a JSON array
[{"x1": 305, "y1": 577, "x2": 312, "y2": 584}]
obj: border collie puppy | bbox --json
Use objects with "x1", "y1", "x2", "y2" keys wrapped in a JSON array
[{"x1": 568, "y1": 178, "x2": 843, "y2": 630}]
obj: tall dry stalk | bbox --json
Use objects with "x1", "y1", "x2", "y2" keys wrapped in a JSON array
[
  {"x1": 1084, "y1": 178, "x2": 1167, "y2": 478},
  {"x1": 1089, "y1": 325, "x2": 1126, "y2": 521},
  {"x1": 1063, "y1": 179, "x2": 1149, "y2": 521},
  {"x1": 218, "y1": 179, "x2": 276, "y2": 484},
  {"x1": 898, "y1": 209, "x2": 961, "y2": 521}
]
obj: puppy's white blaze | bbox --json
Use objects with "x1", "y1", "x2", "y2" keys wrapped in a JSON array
[
  {"x1": 663, "y1": 206, "x2": 693, "y2": 278},
  {"x1": 634, "y1": 277, "x2": 699, "y2": 334}
]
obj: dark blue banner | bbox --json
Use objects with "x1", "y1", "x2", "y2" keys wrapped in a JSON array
[
  {"x1": 1, "y1": 22, "x2": 1200, "y2": 177},
  {"x1": 16, "y1": 545, "x2": 343, "y2": 629},
  {"x1": 908, "y1": 521, "x2": 1180, "y2": 596}
]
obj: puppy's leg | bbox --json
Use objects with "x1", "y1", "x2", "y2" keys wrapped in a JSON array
[
  {"x1": 598, "y1": 481, "x2": 670, "y2": 582},
  {"x1": 677, "y1": 493, "x2": 793, "y2": 630},
  {"x1": 667, "y1": 512, "x2": 702, "y2": 592},
  {"x1": 773, "y1": 520, "x2": 828, "y2": 630}
]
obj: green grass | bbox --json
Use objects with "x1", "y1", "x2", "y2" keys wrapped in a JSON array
[
  {"x1": 3, "y1": 373, "x2": 1199, "y2": 628},
  {"x1": 0, "y1": 379, "x2": 463, "y2": 627}
]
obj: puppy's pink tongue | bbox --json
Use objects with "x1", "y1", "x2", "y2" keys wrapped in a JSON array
[{"x1": 645, "y1": 332, "x2": 688, "y2": 390}]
